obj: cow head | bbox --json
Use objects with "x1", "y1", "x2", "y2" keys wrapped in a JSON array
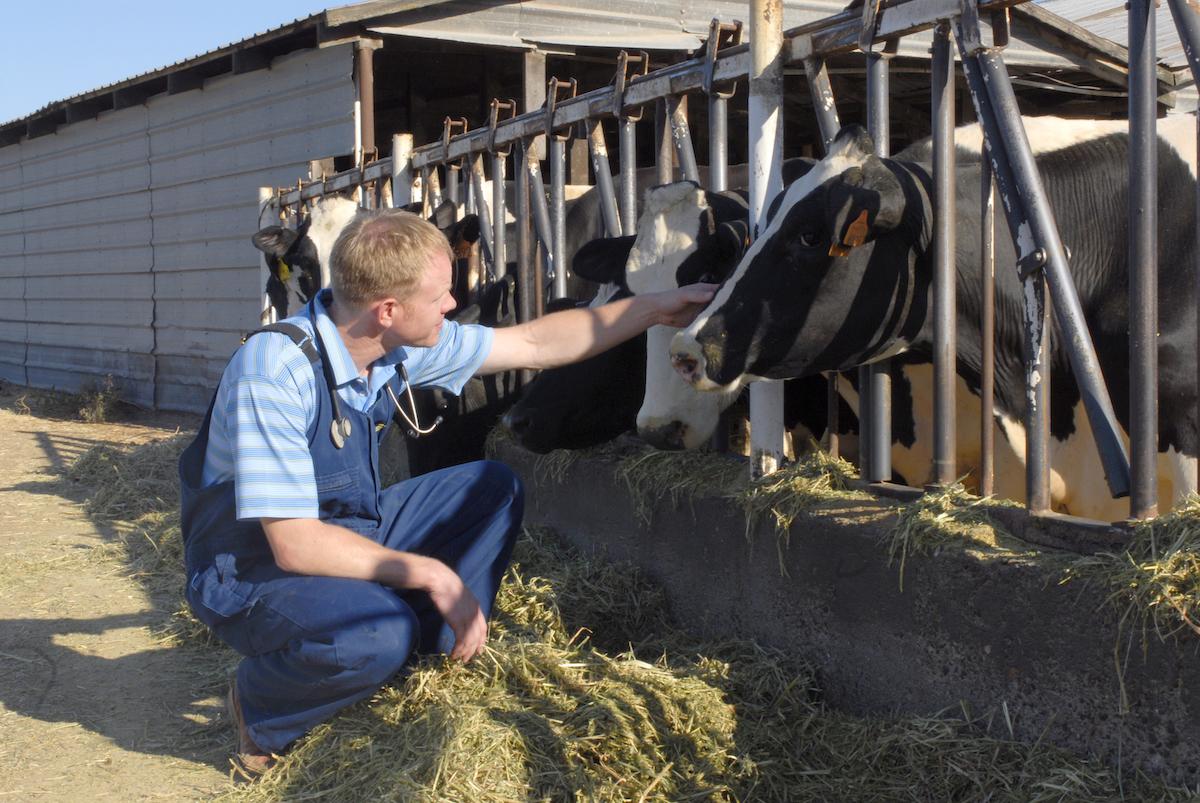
[
  {"x1": 252, "y1": 196, "x2": 360, "y2": 319},
  {"x1": 671, "y1": 125, "x2": 929, "y2": 389},
  {"x1": 621, "y1": 182, "x2": 755, "y2": 449}
]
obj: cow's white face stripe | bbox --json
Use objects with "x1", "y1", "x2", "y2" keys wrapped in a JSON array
[
  {"x1": 625, "y1": 183, "x2": 708, "y2": 296},
  {"x1": 307, "y1": 197, "x2": 361, "y2": 288},
  {"x1": 638, "y1": 325, "x2": 741, "y2": 447},
  {"x1": 680, "y1": 153, "x2": 861, "y2": 349}
]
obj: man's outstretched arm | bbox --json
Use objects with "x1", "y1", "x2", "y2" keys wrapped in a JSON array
[
  {"x1": 261, "y1": 517, "x2": 487, "y2": 661},
  {"x1": 477, "y1": 284, "x2": 716, "y2": 375}
]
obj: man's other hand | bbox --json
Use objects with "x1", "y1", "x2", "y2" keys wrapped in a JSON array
[
  {"x1": 424, "y1": 558, "x2": 488, "y2": 661},
  {"x1": 646, "y1": 283, "x2": 718, "y2": 328}
]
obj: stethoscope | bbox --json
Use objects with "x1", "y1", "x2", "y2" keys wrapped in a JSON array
[{"x1": 308, "y1": 300, "x2": 443, "y2": 448}]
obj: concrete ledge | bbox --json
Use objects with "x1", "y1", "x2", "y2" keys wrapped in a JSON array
[{"x1": 496, "y1": 441, "x2": 1200, "y2": 785}]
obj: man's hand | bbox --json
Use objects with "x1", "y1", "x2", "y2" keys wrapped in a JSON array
[
  {"x1": 643, "y1": 283, "x2": 719, "y2": 329},
  {"x1": 423, "y1": 558, "x2": 488, "y2": 662}
]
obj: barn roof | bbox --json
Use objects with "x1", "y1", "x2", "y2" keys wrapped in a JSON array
[{"x1": 1, "y1": 0, "x2": 1190, "y2": 145}]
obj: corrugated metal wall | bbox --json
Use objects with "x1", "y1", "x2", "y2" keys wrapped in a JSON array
[{"x1": 0, "y1": 44, "x2": 355, "y2": 412}]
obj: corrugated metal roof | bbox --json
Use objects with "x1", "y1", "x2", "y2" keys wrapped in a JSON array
[{"x1": 1036, "y1": 0, "x2": 1188, "y2": 69}]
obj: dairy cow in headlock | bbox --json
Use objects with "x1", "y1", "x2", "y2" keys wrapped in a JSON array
[{"x1": 671, "y1": 115, "x2": 1198, "y2": 520}]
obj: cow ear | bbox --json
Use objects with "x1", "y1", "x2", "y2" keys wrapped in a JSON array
[
  {"x1": 824, "y1": 157, "x2": 905, "y2": 257},
  {"x1": 428, "y1": 200, "x2": 458, "y2": 231},
  {"x1": 571, "y1": 235, "x2": 636, "y2": 284},
  {"x1": 455, "y1": 214, "x2": 481, "y2": 245},
  {"x1": 252, "y1": 226, "x2": 298, "y2": 259},
  {"x1": 716, "y1": 220, "x2": 750, "y2": 266}
]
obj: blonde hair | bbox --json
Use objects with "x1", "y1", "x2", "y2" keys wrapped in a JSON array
[{"x1": 330, "y1": 209, "x2": 452, "y2": 306}]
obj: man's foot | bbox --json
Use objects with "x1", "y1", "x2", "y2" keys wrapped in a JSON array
[{"x1": 226, "y1": 680, "x2": 277, "y2": 780}]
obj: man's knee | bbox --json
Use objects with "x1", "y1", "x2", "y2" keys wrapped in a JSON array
[{"x1": 331, "y1": 606, "x2": 421, "y2": 687}]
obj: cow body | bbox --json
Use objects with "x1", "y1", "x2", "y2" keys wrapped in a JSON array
[{"x1": 673, "y1": 116, "x2": 1198, "y2": 520}]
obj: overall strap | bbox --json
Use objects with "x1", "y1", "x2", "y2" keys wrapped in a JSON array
[{"x1": 242, "y1": 322, "x2": 321, "y2": 366}]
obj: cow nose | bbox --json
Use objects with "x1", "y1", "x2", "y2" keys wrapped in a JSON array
[
  {"x1": 639, "y1": 420, "x2": 688, "y2": 451},
  {"x1": 670, "y1": 349, "x2": 706, "y2": 387}
]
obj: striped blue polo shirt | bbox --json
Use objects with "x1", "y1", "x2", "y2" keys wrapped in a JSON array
[{"x1": 201, "y1": 289, "x2": 494, "y2": 520}]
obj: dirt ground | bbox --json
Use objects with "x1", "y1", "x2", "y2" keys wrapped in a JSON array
[{"x1": 0, "y1": 384, "x2": 236, "y2": 800}]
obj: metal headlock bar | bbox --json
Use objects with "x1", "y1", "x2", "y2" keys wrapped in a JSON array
[{"x1": 614, "y1": 51, "x2": 649, "y2": 236}]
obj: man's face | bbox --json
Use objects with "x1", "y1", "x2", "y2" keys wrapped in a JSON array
[{"x1": 385, "y1": 252, "x2": 456, "y2": 349}]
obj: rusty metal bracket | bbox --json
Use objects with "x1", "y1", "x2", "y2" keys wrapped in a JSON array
[
  {"x1": 487, "y1": 99, "x2": 517, "y2": 156},
  {"x1": 858, "y1": 0, "x2": 883, "y2": 52},
  {"x1": 612, "y1": 50, "x2": 650, "y2": 121},
  {"x1": 545, "y1": 78, "x2": 577, "y2": 143},
  {"x1": 991, "y1": 8, "x2": 1011, "y2": 48},
  {"x1": 703, "y1": 18, "x2": 743, "y2": 98},
  {"x1": 441, "y1": 116, "x2": 469, "y2": 163}
]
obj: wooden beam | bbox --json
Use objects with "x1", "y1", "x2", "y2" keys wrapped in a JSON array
[{"x1": 523, "y1": 50, "x2": 547, "y2": 159}]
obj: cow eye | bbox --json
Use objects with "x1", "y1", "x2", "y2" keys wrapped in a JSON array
[{"x1": 798, "y1": 230, "x2": 821, "y2": 248}]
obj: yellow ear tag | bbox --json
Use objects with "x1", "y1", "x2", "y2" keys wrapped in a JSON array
[
  {"x1": 828, "y1": 209, "x2": 871, "y2": 257},
  {"x1": 276, "y1": 259, "x2": 292, "y2": 282}
]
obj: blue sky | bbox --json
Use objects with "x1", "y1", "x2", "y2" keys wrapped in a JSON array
[{"x1": 2, "y1": 1, "x2": 336, "y2": 124}]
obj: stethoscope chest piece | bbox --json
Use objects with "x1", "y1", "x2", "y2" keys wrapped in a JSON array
[{"x1": 330, "y1": 416, "x2": 352, "y2": 449}]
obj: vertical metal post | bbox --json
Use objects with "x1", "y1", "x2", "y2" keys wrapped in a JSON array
[
  {"x1": 257, "y1": 187, "x2": 275, "y2": 325},
  {"x1": 709, "y1": 95, "x2": 728, "y2": 191},
  {"x1": 620, "y1": 119, "x2": 638, "y2": 234},
  {"x1": 516, "y1": 141, "x2": 535, "y2": 327},
  {"x1": 446, "y1": 163, "x2": 461, "y2": 210},
  {"x1": 469, "y1": 154, "x2": 496, "y2": 280},
  {"x1": 749, "y1": 0, "x2": 787, "y2": 476},
  {"x1": 550, "y1": 137, "x2": 569, "y2": 297},
  {"x1": 980, "y1": 148, "x2": 997, "y2": 498},
  {"x1": 1167, "y1": 0, "x2": 1200, "y2": 89},
  {"x1": 865, "y1": 48, "x2": 892, "y2": 483},
  {"x1": 656, "y1": 100, "x2": 674, "y2": 184},
  {"x1": 355, "y1": 42, "x2": 376, "y2": 162},
  {"x1": 1129, "y1": 0, "x2": 1159, "y2": 518},
  {"x1": 392, "y1": 133, "x2": 415, "y2": 208},
  {"x1": 931, "y1": 22, "x2": 957, "y2": 487},
  {"x1": 526, "y1": 152, "x2": 556, "y2": 304},
  {"x1": 588, "y1": 119, "x2": 624, "y2": 237},
  {"x1": 492, "y1": 152, "x2": 508, "y2": 278},
  {"x1": 665, "y1": 95, "x2": 702, "y2": 183}
]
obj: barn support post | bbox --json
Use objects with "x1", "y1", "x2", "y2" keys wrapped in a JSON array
[
  {"x1": 392, "y1": 133, "x2": 415, "y2": 208},
  {"x1": 864, "y1": 46, "x2": 893, "y2": 484},
  {"x1": 665, "y1": 95, "x2": 702, "y2": 183},
  {"x1": 802, "y1": 52, "x2": 843, "y2": 458},
  {"x1": 980, "y1": 147, "x2": 997, "y2": 498},
  {"x1": 469, "y1": 154, "x2": 496, "y2": 280},
  {"x1": 952, "y1": 11, "x2": 1131, "y2": 502},
  {"x1": 354, "y1": 41, "x2": 378, "y2": 162},
  {"x1": 749, "y1": 0, "x2": 788, "y2": 477},
  {"x1": 1129, "y1": 0, "x2": 1159, "y2": 519},
  {"x1": 587, "y1": 119, "x2": 624, "y2": 237},
  {"x1": 931, "y1": 22, "x2": 957, "y2": 487}
]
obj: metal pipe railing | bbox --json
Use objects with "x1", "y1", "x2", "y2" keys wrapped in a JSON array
[
  {"x1": 864, "y1": 47, "x2": 893, "y2": 484},
  {"x1": 931, "y1": 22, "x2": 957, "y2": 487}
]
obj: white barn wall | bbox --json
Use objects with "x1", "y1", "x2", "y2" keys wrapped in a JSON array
[
  {"x1": 148, "y1": 44, "x2": 356, "y2": 412},
  {"x1": 0, "y1": 43, "x2": 355, "y2": 411}
]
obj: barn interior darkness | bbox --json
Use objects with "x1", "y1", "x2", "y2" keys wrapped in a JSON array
[{"x1": 361, "y1": 35, "x2": 1135, "y2": 182}]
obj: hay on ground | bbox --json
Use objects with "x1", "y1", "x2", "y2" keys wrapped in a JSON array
[{"x1": 614, "y1": 448, "x2": 747, "y2": 526}]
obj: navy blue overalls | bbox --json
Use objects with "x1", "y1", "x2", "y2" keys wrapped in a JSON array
[{"x1": 179, "y1": 306, "x2": 523, "y2": 753}]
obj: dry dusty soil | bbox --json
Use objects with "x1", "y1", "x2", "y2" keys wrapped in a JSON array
[{"x1": 0, "y1": 383, "x2": 237, "y2": 800}]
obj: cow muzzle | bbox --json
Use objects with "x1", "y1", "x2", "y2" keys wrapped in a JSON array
[{"x1": 638, "y1": 420, "x2": 689, "y2": 451}]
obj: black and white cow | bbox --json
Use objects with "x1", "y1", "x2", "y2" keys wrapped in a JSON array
[
  {"x1": 672, "y1": 115, "x2": 1198, "y2": 520},
  {"x1": 252, "y1": 197, "x2": 481, "y2": 321},
  {"x1": 505, "y1": 173, "x2": 854, "y2": 456}
]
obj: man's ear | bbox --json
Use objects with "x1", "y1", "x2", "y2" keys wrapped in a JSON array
[
  {"x1": 252, "y1": 226, "x2": 298, "y2": 259},
  {"x1": 824, "y1": 156, "x2": 905, "y2": 257},
  {"x1": 571, "y1": 235, "x2": 636, "y2": 284}
]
